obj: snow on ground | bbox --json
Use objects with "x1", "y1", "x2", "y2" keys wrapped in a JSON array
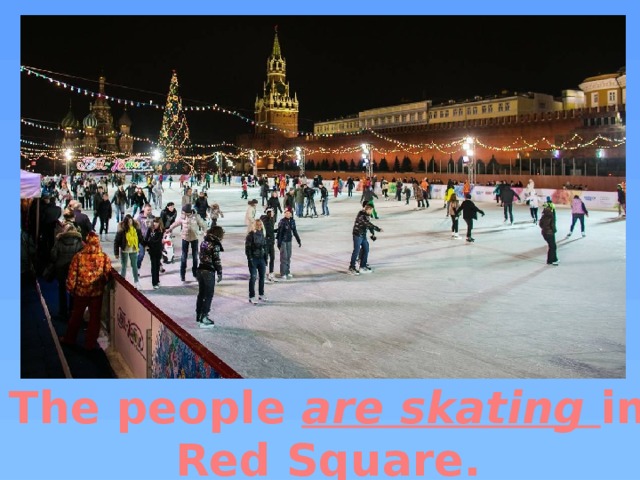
[{"x1": 104, "y1": 181, "x2": 625, "y2": 379}]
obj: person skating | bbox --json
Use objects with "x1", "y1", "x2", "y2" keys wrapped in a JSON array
[
  {"x1": 539, "y1": 206, "x2": 558, "y2": 265},
  {"x1": 455, "y1": 193, "x2": 485, "y2": 242},
  {"x1": 528, "y1": 193, "x2": 540, "y2": 225},
  {"x1": 196, "y1": 225, "x2": 224, "y2": 326},
  {"x1": 144, "y1": 217, "x2": 164, "y2": 289},
  {"x1": 167, "y1": 204, "x2": 207, "y2": 282},
  {"x1": 276, "y1": 209, "x2": 301, "y2": 280},
  {"x1": 114, "y1": 214, "x2": 143, "y2": 289},
  {"x1": 267, "y1": 191, "x2": 283, "y2": 222},
  {"x1": 260, "y1": 208, "x2": 278, "y2": 283},
  {"x1": 567, "y1": 195, "x2": 589, "y2": 237},
  {"x1": 96, "y1": 192, "x2": 112, "y2": 240},
  {"x1": 160, "y1": 202, "x2": 177, "y2": 230},
  {"x1": 245, "y1": 199, "x2": 258, "y2": 233},
  {"x1": 448, "y1": 193, "x2": 460, "y2": 238},
  {"x1": 246, "y1": 218, "x2": 269, "y2": 304},
  {"x1": 616, "y1": 184, "x2": 626, "y2": 218},
  {"x1": 348, "y1": 202, "x2": 382, "y2": 275},
  {"x1": 500, "y1": 183, "x2": 520, "y2": 225}
]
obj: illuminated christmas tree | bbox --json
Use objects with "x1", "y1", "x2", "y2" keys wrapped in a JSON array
[{"x1": 158, "y1": 70, "x2": 191, "y2": 163}]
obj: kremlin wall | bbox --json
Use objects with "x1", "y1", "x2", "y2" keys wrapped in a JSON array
[{"x1": 239, "y1": 30, "x2": 626, "y2": 191}]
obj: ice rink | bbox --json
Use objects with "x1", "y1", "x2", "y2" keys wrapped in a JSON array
[{"x1": 106, "y1": 181, "x2": 625, "y2": 379}]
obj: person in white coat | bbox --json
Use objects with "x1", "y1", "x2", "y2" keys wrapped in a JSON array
[{"x1": 245, "y1": 199, "x2": 258, "y2": 233}]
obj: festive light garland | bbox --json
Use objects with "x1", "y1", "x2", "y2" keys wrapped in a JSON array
[
  {"x1": 22, "y1": 65, "x2": 313, "y2": 137},
  {"x1": 22, "y1": 65, "x2": 626, "y2": 159}
]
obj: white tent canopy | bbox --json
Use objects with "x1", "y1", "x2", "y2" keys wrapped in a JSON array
[{"x1": 20, "y1": 169, "x2": 41, "y2": 199}]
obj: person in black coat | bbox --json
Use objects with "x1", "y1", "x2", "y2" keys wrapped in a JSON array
[
  {"x1": 266, "y1": 191, "x2": 283, "y2": 222},
  {"x1": 260, "y1": 209, "x2": 277, "y2": 282},
  {"x1": 455, "y1": 193, "x2": 485, "y2": 242},
  {"x1": 144, "y1": 218, "x2": 164, "y2": 289},
  {"x1": 96, "y1": 192, "x2": 113, "y2": 239},
  {"x1": 160, "y1": 202, "x2": 177, "y2": 229},
  {"x1": 539, "y1": 206, "x2": 558, "y2": 265},
  {"x1": 69, "y1": 200, "x2": 94, "y2": 241},
  {"x1": 245, "y1": 219, "x2": 268, "y2": 303},
  {"x1": 500, "y1": 184, "x2": 520, "y2": 225}
]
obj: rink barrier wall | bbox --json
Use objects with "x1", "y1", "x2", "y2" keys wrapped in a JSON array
[
  {"x1": 227, "y1": 177, "x2": 619, "y2": 210},
  {"x1": 107, "y1": 271, "x2": 242, "y2": 379}
]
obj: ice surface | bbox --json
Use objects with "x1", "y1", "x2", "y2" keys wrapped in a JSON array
[{"x1": 108, "y1": 182, "x2": 625, "y2": 379}]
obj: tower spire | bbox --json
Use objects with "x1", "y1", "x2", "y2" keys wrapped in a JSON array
[{"x1": 272, "y1": 26, "x2": 281, "y2": 57}]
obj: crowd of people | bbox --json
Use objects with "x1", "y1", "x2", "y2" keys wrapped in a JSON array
[{"x1": 25, "y1": 170, "x2": 625, "y2": 344}]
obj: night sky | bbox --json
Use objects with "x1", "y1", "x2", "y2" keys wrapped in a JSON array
[{"x1": 20, "y1": 15, "x2": 625, "y2": 151}]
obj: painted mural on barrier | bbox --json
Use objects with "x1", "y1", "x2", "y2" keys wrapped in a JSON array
[{"x1": 151, "y1": 321, "x2": 221, "y2": 379}]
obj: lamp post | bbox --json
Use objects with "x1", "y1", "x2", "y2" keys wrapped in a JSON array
[
  {"x1": 361, "y1": 143, "x2": 373, "y2": 179},
  {"x1": 295, "y1": 146, "x2": 305, "y2": 176},
  {"x1": 462, "y1": 136, "x2": 475, "y2": 185},
  {"x1": 64, "y1": 148, "x2": 73, "y2": 179}
]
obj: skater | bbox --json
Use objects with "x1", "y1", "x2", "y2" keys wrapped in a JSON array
[
  {"x1": 276, "y1": 209, "x2": 301, "y2": 280},
  {"x1": 348, "y1": 202, "x2": 382, "y2": 275},
  {"x1": 60, "y1": 232, "x2": 112, "y2": 350},
  {"x1": 144, "y1": 217, "x2": 164, "y2": 289},
  {"x1": 567, "y1": 195, "x2": 589, "y2": 237},
  {"x1": 267, "y1": 191, "x2": 283, "y2": 222},
  {"x1": 403, "y1": 183, "x2": 412, "y2": 205},
  {"x1": 347, "y1": 177, "x2": 355, "y2": 197},
  {"x1": 196, "y1": 225, "x2": 224, "y2": 327},
  {"x1": 361, "y1": 186, "x2": 379, "y2": 218},
  {"x1": 304, "y1": 184, "x2": 318, "y2": 217},
  {"x1": 381, "y1": 178, "x2": 389, "y2": 199},
  {"x1": 528, "y1": 193, "x2": 540, "y2": 224},
  {"x1": 134, "y1": 203, "x2": 154, "y2": 270},
  {"x1": 245, "y1": 199, "x2": 259, "y2": 233},
  {"x1": 96, "y1": 192, "x2": 112, "y2": 240},
  {"x1": 448, "y1": 193, "x2": 460, "y2": 238},
  {"x1": 543, "y1": 196, "x2": 557, "y2": 222},
  {"x1": 167, "y1": 204, "x2": 207, "y2": 282},
  {"x1": 160, "y1": 202, "x2": 177, "y2": 230},
  {"x1": 294, "y1": 183, "x2": 305, "y2": 218},
  {"x1": 617, "y1": 184, "x2": 626, "y2": 217},
  {"x1": 114, "y1": 214, "x2": 143, "y2": 289},
  {"x1": 455, "y1": 193, "x2": 485, "y2": 242},
  {"x1": 209, "y1": 203, "x2": 224, "y2": 227},
  {"x1": 395, "y1": 179, "x2": 403, "y2": 201},
  {"x1": 500, "y1": 183, "x2": 520, "y2": 225},
  {"x1": 245, "y1": 218, "x2": 268, "y2": 304},
  {"x1": 260, "y1": 208, "x2": 278, "y2": 282},
  {"x1": 320, "y1": 182, "x2": 330, "y2": 216},
  {"x1": 111, "y1": 185, "x2": 127, "y2": 223},
  {"x1": 539, "y1": 206, "x2": 558, "y2": 265},
  {"x1": 493, "y1": 181, "x2": 503, "y2": 206}
]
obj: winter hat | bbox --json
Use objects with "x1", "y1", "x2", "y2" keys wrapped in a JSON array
[
  {"x1": 249, "y1": 199, "x2": 258, "y2": 205},
  {"x1": 546, "y1": 196, "x2": 552, "y2": 202},
  {"x1": 182, "y1": 204, "x2": 193, "y2": 214}
]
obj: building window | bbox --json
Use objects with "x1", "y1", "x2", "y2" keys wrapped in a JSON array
[
  {"x1": 445, "y1": 110, "x2": 449, "y2": 118},
  {"x1": 608, "y1": 91, "x2": 617, "y2": 104},
  {"x1": 592, "y1": 92, "x2": 599, "y2": 105},
  {"x1": 498, "y1": 103, "x2": 503, "y2": 112},
  {"x1": 472, "y1": 106, "x2": 478, "y2": 115},
  {"x1": 466, "y1": 107, "x2": 471, "y2": 115},
  {"x1": 488, "y1": 104, "x2": 493, "y2": 113},
  {"x1": 504, "y1": 102, "x2": 510, "y2": 112},
  {"x1": 481, "y1": 105, "x2": 487, "y2": 114}
]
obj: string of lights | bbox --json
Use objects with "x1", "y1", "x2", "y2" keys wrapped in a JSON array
[{"x1": 22, "y1": 65, "x2": 626, "y2": 159}]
